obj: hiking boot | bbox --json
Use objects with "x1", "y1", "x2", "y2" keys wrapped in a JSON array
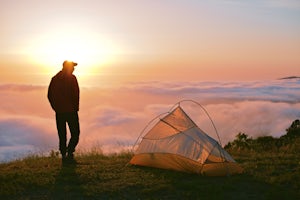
[
  {"x1": 66, "y1": 153, "x2": 77, "y2": 165},
  {"x1": 62, "y1": 156, "x2": 69, "y2": 166},
  {"x1": 67, "y1": 152, "x2": 74, "y2": 159},
  {"x1": 61, "y1": 153, "x2": 67, "y2": 161}
]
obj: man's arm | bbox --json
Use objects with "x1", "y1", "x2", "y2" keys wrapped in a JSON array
[{"x1": 72, "y1": 76, "x2": 80, "y2": 111}]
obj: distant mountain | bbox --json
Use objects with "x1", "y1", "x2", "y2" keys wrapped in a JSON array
[{"x1": 279, "y1": 76, "x2": 300, "y2": 80}]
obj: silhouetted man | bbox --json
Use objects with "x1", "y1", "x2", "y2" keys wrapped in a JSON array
[{"x1": 48, "y1": 60, "x2": 80, "y2": 163}]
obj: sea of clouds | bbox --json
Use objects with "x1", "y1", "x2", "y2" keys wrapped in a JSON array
[{"x1": 0, "y1": 79, "x2": 299, "y2": 162}]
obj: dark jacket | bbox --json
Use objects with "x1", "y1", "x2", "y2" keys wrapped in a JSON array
[{"x1": 48, "y1": 71, "x2": 79, "y2": 113}]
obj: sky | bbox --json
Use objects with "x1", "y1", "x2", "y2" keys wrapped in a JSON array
[
  {"x1": 1, "y1": 0, "x2": 299, "y2": 85},
  {"x1": 0, "y1": 0, "x2": 300, "y2": 162}
]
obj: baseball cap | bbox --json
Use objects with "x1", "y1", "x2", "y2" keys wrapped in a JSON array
[{"x1": 63, "y1": 60, "x2": 78, "y2": 67}]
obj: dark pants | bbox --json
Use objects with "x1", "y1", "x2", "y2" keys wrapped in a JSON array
[{"x1": 56, "y1": 112, "x2": 80, "y2": 156}]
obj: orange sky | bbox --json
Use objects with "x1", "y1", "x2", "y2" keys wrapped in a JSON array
[{"x1": 1, "y1": 0, "x2": 299, "y2": 86}]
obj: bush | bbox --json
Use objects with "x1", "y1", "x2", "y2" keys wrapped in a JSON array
[{"x1": 225, "y1": 119, "x2": 300, "y2": 153}]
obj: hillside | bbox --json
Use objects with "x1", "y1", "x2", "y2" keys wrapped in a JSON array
[
  {"x1": 0, "y1": 120, "x2": 299, "y2": 199},
  {"x1": 0, "y1": 150, "x2": 299, "y2": 199}
]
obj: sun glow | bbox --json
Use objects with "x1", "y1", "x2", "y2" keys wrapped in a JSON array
[{"x1": 27, "y1": 30, "x2": 119, "y2": 76}]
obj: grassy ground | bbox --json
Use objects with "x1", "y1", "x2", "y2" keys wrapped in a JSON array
[{"x1": 0, "y1": 151, "x2": 299, "y2": 200}]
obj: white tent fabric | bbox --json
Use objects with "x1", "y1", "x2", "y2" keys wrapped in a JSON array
[{"x1": 130, "y1": 106, "x2": 243, "y2": 176}]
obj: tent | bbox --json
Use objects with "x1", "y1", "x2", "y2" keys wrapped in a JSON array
[{"x1": 130, "y1": 102, "x2": 243, "y2": 176}]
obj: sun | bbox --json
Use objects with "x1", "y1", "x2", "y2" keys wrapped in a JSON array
[{"x1": 27, "y1": 30, "x2": 118, "y2": 76}]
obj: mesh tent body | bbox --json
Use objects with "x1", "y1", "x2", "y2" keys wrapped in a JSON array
[{"x1": 130, "y1": 106, "x2": 243, "y2": 176}]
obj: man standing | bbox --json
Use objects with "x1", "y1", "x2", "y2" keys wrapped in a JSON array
[{"x1": 48, "y1": 60, "x2": 80, "y2": 163}]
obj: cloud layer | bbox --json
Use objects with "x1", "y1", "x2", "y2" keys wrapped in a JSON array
[{"x1": 0, "y1": 79, "x2": 299, "y2": 162}]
